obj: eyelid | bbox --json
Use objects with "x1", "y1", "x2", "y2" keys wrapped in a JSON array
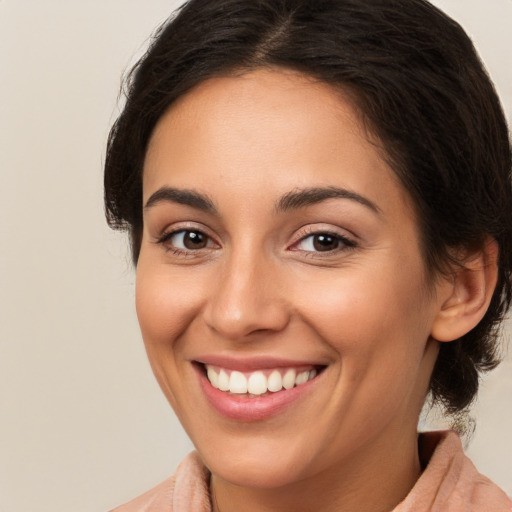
[
  {"x1": 288, "y1": 224, "x2": 357, "y2": 252},
  {"x1": 152, "y1": 222, "x2": 357, "y2": 256},
  {"x1": 154, "y1": 222, "x2": 220, "y2": 248}
]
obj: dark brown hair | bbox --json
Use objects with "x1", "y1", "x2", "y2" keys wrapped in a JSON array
[{"x1": 104, "y1": 0, "x2": 512, "y2": 417}]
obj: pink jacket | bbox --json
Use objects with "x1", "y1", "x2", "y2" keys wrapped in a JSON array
[{"x1": 111, "y1": 431, "x2": 511, "y2": 511}]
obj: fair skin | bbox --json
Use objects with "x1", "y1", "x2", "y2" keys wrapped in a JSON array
[{"x1": 136, "y1": 69, "x2": 496, "y2": 512}]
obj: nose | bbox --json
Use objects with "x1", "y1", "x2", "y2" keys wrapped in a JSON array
[{"x1": 202, "y1": 250, "x2": 290, "y2": 341}]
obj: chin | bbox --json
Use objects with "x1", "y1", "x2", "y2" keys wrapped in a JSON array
[
  {"x1": 192, "y1": 425, "x2": 333, "y2": 491},
  {"x1": 205, "y1": 450, "x2": 310, "y2": 489}
]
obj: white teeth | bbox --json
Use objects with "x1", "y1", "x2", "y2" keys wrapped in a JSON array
[
  {"x1": 205, "y1": 365, "x2": 319, "y2": 396},
  {"x1": 295, "y1": 371, "x2": 309, "y2": 386},
  {"x1": 207, "y1": 366, "x2": 219, "y2": 389},
  {"x1": 282, "y1": 369, "x2": 296, "y2": 390},
  {"x1": 267, "y1": 370, "x2": 283, "y2": 392},
  {"x1": 229, "y1": 371, "x2": 248, "y2": 394},
  {"x1": 218, "y1": 369, "x2": 230, "y2": 391},
  {"x1": 247, "y1": 371, "x2": 267, "y2": 395}
]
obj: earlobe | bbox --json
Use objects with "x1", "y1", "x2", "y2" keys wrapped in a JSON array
[{"x1": 430, "y1": 239, "x2": 499, "y2": 342}]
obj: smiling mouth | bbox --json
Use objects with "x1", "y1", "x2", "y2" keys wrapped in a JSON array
[{"x1": 201, "y1": 364, "x2": 324, "y2": 397}]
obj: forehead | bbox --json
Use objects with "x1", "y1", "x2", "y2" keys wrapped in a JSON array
[{"x1": 143, "y1": 68, "x2": 412, "y2": 222}]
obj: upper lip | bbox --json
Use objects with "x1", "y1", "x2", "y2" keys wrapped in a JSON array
[{"x1": 194, "y1": 355, "x2": 329, "y2": 372}]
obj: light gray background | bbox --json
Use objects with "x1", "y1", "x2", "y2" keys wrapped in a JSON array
[{"x1": 0, "y1": 1, "x2": 510, "y2": 511}]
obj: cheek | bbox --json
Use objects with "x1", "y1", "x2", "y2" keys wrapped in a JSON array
[
  {"x1": 134, "y1": 261, "x2": 210, "y2": 415},
  {"x1": 291, "y1": 257, "x2": 433, "y2": 379},
  {"x1": 135, "y1": 260, "x2": 205, "y2": 353},
  {"x1": 300, "y1": 269, "x2": 432, "y2": 436}
]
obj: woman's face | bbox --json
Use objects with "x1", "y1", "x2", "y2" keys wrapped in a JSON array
[{"x1": 137, "y1": 69, "x2": 444, "y2": 488}]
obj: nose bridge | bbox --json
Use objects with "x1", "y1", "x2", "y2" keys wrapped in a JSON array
[{"x1": 204, "y1": 243, "x2": 289, "y2": 340}]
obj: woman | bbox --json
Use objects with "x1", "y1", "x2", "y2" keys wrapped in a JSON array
[{"x1": 104, "y1": 0, "x2": 512, "y2": 510}]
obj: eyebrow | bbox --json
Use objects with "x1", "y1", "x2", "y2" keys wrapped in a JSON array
[
  {"x1": 144, "y1": 187, "x2": 217, "y2": 213},
  {"x1": 144, "y1": 185, "x2": 380, "y2": 216},
  {"x1": 275, "y1": 186, "x2": 381, "y2": 215}
]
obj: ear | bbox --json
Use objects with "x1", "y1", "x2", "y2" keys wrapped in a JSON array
[{"x1": 430, "y1": 238, "x2": 499, "y2": 342}]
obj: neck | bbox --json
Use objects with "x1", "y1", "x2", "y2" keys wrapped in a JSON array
[{"x1": 210, "y1": 427, "x2": 422, "y2": 512}]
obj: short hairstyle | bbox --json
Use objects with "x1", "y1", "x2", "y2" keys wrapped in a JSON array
[{"x1": 104, "y1": 0, "x2": 512, "y2": 417}]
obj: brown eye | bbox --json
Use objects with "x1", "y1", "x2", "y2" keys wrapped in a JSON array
[
  {"x1": 293, "y1": 232, "x2": 355, "y2": 253},
  {"x1": 312, "y1": 234, "x2": 339, "y2": 252},
  {"x1": 161, "y1": 230, "x2": 211, "y2": 250},
  {"x1": 182, "y1": 231, "x2": 207, "y2": 249}
]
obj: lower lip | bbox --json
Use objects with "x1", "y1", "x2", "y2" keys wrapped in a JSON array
[{"x1": 194, "y1": 364, "x2": 322, "y2": 422}]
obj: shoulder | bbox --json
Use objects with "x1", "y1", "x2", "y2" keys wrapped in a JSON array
[{"x1": 110, "y1": 452, "x2": 212, "y2": 512}]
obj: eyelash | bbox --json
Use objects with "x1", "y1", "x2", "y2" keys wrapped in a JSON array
[
  {"x1": 155, "y1": 228, "x2": 216, "y2": 257},
  {"x1": 290, "y1": 228, "x2": 356, "y2": 256},
  {"x1": 156, "y1": 226, "x2": 357, "y2": 259}
]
